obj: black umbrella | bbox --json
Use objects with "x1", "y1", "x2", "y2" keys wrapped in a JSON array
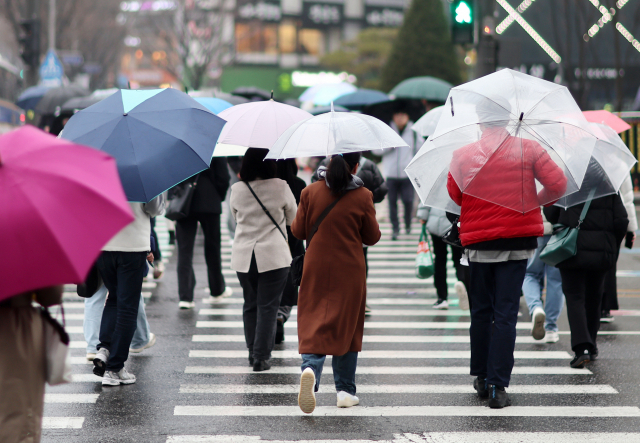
[
  {"x1": 35, "y1": 85, "x2": 90, "y2": 115},
  {"x1": 362, "y1": 98, "x2": 431, "y2": 125},
  {"x1": 213, "y1": 91, "x2": 250, "y2": 105},
  {"x1": 61, "y1": 95, "x2": 104, "y2": 112},
  {"x1": 231, "y1": 87, "x2": 271, "y2": 101}
]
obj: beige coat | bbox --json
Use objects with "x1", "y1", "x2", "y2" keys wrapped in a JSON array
[{"x1": 230, "y1": 178, "x2": 297, "y2": 273}]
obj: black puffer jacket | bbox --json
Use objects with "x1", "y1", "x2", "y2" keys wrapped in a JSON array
[
  {"x1": 544, "y1": 193, "x2": 628, "y2": 271},
  {"x1": 312, "y1": 157, "x2": 388, "y2": 203}
]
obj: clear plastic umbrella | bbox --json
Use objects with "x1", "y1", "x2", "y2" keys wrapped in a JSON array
[
  {"x1": 405, "y1": 69, "x2": 598, "y2": 215},
  {"x1": 412, "y1": 105, "x2": 444, "y2": 137},
  {"x1": 265, "y1": 104, "x2": 408, "y2": 159},
  {"x1": 554, "y1": 122, "x2": 637, "y2": 208}
]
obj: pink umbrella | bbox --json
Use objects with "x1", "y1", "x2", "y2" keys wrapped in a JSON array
[
  {"x1": 214, "y1": 99, "x2": 312, "y2": 156},
  {"x1": 583, "y1": 110, "x2": 631, "y2": 134},
  {"x1": 0, "y1": 126, "x2": 134, "y2": 301}
]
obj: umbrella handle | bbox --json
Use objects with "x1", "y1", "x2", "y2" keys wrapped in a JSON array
[{"x1": 450, "y1": 97, "x2": 454, "y2": 117}]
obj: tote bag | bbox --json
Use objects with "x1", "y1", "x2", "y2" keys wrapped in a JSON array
[
  {"x1": 42, "y1": 308, "x2": 72, "y2": 386},
  {"x1": 416, "y1": 224, "x2": 435, "y2": 279}
]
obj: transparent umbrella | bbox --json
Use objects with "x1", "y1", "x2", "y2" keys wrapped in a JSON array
[
  {"x1": 265, "y1": 104, "x2": 408, "y2": 159},
  {"x1": 554, "y1": 122, "x2": 637, "y2": 208},
  {"x1": 412, "y1": 105, "x2": 444, "y2": 137},
  {"x1": 405, "y1": 69, "x2": 598, "y2": 215}
]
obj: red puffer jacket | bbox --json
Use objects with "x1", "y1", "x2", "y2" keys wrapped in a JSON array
[{"x1": 447, "y1": 129, "x2": 568, "y2": 247}]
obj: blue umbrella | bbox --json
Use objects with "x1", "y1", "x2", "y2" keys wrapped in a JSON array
[
  {"x1": 334, "y1": 89, "x2": 390, "y2": 110},
  {"x1": 299, "y1": 83, "x2": 357, "y2": 106},
  {"x1": 16, "y1": 85, "x2": 53, "y2": 110},
  {"x1": 195, "y1": 97, "x2": 233, "y2": 114},
  {"x1": 62, "y1": 88, "x2": 226, "y2": 203}
]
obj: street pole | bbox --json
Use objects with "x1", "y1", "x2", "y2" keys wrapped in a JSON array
[
  {"x1": 25, "y1": 0, "x2": 41, "y2": 87},
  {"x1": 49, "y1": 0, "x2": 56, "y2": 51}
]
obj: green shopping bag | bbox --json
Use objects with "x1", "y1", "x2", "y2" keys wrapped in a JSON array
[{"x1": 416, "y1": 224, "x2": 435, "y2": 279}]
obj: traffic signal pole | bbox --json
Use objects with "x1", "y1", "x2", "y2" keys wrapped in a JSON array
[
  {"x1": 475, "y1": 0, "x2": 498, "y2": 78},
  {"x1": 23, "y1": 0, "x2": 41, "y2": 87}
]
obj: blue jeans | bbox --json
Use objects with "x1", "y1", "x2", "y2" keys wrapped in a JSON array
[
  {"x1": 522, "y1": 235, "x2": 565, "y2": 332},
  {"x1": 84, "y1": 284, "x2": 151, "y2": 353},
  {"x1": 301, "y1": 352, "x2": 358, "y2": 395}
]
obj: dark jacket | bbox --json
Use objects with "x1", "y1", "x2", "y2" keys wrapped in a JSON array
[
  {"x1": 189, "y1": 158, "x2": 231, "y2": 214},
  {"x1": 282, "y1": 176, "x2": 307, "y2": 306},
  {"x1": 544, "y1": 193, "x2": 628, "y2": 271},
  {"x1": 312, "y1": 157, "x2": 387, "y2": 204}
]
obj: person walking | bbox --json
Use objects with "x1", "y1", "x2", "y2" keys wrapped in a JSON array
[
  {"x1": 174, "y1": 158, "x2": 232, "y2": 309},
  {"x1": 544, "y1": 189, "x2": 628, "y2": 368},
  {"x1": 0, "y1": 286, "x2": 63, "y2": 443},
  {"x1": 230, "y1": 148, "x2": 297, "y2": 372},
  {"x1": 601, "y1": 174, "x2": 637, "y2": 322},
  {"x1": 292, "y1": 152, "x2": 381, "y2": 414},
  {"x1": 448, "y1": 121, "x2": 567, "y2": 408},
  {"x1": 93, "y1": 194, "x2": 165, "y2": 386},
  {"x1": 373, "y1": 107, "x2": 419, "y2": 240},
  {"x1": 274, "y1": 159, "x2": 307, "y2": 343},
  {"x1": 417, "y1": 204, "x2": 470, "y2": 310},
  {"x1": 522, "y1": 209, "x2": 565, "y2": 343}
]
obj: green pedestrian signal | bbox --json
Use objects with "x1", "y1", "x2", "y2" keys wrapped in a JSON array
[{"x1": 451, "y1": 0, "x2": 474, "y2": 44}]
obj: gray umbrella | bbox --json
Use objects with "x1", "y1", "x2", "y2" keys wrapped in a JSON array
[{"x1": 35, "y1": 85, "x2": 90, "y2": 115}]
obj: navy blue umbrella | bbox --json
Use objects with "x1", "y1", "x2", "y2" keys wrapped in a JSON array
[
  {"x1": 62, "y1": 88, "x2": 226, "y2": 202},
  {"x1": 333, "y1": 89, "x2": 390, "y2": 110},
  {"x1": 16, "y1": 85, "x2": 53, "y2": 111}
]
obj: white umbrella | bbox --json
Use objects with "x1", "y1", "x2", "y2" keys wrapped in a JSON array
[
  {"x1": 412, "y1": 105, "x2": 444, "y2": 137},
  {"x1": 265, "y1": 104, "x2": 408, "y2": 159},
  {"x1": 213, "y1": 99, "x2": 312, "y2": 157}
]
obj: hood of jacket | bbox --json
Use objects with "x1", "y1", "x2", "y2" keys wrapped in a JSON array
[{"x1": 317, "y1": 165, "x2": 364, "y2": 191}]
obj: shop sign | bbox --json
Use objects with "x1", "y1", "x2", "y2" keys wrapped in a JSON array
[
  {"x1": 364, "y1": 6, "x2": 404, "y2": 27},
  {"x1": 302, "y1": 1, "x2": 343, "y2": 27},
  {"x1": 237, "y1": 0, "x2": 281, "y2": 21}
]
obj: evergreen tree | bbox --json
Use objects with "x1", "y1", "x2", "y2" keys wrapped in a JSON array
[{"x1": 380, "y1": 0, "x2": 461, "y2": 92}]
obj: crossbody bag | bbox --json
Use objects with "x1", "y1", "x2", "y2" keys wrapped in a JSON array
[{"x1": 245, "y1": 182, "x2": 288, "y2": 242}]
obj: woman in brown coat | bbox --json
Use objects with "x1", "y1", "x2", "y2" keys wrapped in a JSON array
[{"x1": 291, "y1": 152, "x2": 381, "y2": 414}]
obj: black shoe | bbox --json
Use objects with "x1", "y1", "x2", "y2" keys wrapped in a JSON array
[
  {"x1": 253, "y1": 359, "x2": 271, "y2": 372},
  {"x1": 488, "y1": 385, "x2": 511, "y2": 409},
  {"x1": 600, "y1": 311, "x2": 614, "y2": 323},
  {"x1": 391, "y1": 231, "x2": 399, "y2": 241},
  {"x1": 405, "y1": 227, "x2": 411, "y2": 235},
  {"x1": 275, "y1": 318, "x2": 285, "y2": 344},
  {"x1": 248, "y1": 351, "x2": 254, "y2": 367},
  {"x1": 570, "y1": 350, "x2": 591, "y2": 368},
  {"x1": 473, "y1": 377, "x2": 489, "y2": 399},
  {"x1": 168, "y1": 230, "x2": 176, "y2": 245},
  {"x1": 591, "y1": 348, "x2": 598, "y2": 361},
  {"x1": 93, "y1": 358, "x2": 106, "y2": 377}
]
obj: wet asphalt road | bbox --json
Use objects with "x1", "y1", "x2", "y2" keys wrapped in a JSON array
[{"x1": 41, "y1": 204, "x2": 640, "y2": 443}]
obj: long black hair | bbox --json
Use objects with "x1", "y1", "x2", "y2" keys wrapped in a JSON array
[
  {"x1": 275, "y1": 159, "x2": 299, "y2": 188},
  {"x1": 239, "y1": 148, "x2": 277, "y2": 182},
  {"x1": 326, "y1": 152, "x2": 361, "y2": 195}
]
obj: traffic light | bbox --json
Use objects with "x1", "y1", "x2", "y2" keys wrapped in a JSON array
[
  {"x1": 451, "y1": 0, "x2": 474, "y2": 44},
  {"x1": 18, "y1": 19, "x2": 40, "y2": 67}
]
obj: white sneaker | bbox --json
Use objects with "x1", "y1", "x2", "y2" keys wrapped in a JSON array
[
  {"x1": 129, "y1": 333, "x2": 156, "y2": 353},
  {"x1": 93, "y1": 347, "x2": 110, "y2": 377},
  {"x1": 102, "y1": 367, "x2": 136, "y2": 386},
  {"x1": 433, "y1": 299, "x2": 448, "y2": 310},
  {"x1": 337, "y1": 391, "x2": 360, "y2": 408},
  {"x1": 179, "y1": 301, "x2": 195, "y2": 309},
  {"x1": 531, "y1": 307, "x2": 546, "y2": 340},
  {"x1": 455, "y1": 281, "x2": 469, "y2": 310},
  {"x1": 298, "y1": 368, "x2": 316, "y2": 414},
  {"x1": 203, "y1": 287, "x2": 233, "y2": 303},
  {"x1": 544, "y1": 330, "x2": 560, "y2": 343},
  {"x1": 86, "y1": 353, "x2": 96, "y2": 361}
]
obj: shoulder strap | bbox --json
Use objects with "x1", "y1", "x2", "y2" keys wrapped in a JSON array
[
  {"x1": 578, "y1": 188, "x2": 598, "y2": 227},
  {"x1": 307, "y1": 193, "x2": 345, "y2": 246},
  {"x1": 245, "y1": 182, "x2": 287, "y2": 241}
]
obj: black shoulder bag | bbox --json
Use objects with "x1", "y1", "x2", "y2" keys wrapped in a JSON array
[
  {"x1": 166, "y1": 174, "x2": 199, "y2": 221},
  {"x1": 290, "y1": 193, "x2": 345, "y2": 286},
  {"x1": 245, "y1": 182, "x2": 288, "y2": 241}
]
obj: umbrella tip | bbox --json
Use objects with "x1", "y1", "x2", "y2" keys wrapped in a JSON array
[
  {"x1": 519, "y1": 112, "x2": 524, "y2": 121},
  {"x1": 331, "y1": 102, "x2": 334, "y2": 112},
  {"x1": 271, "y1": 90, "x2": 274, "y2": 100},
  {"x1": 127, "y1": 81, "x2": 131, "y2": 89}
]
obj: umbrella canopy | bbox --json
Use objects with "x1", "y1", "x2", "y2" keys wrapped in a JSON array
[
  {"x1": 232, "y1": 87, "x2": 272, "y2": 101},
  {"x1": 214, "y1": 91, "x2": 250, "y2": 105},
  {"x1": 309, "y1": 105, "x2": 350, "y2": 115},
  {"x1": 583, "y1": 110, "x2": 631, "y2": 134},
  {"x1": 362, "y1": 98, "x2": 427, "y2": 125},
  {"x1": 195, "y1": 97, "x2": 233, "y2": 114},
  {"x1": 35, "y1": 85, "x2": 90, "y2": 115},
  {"x1": 62, "y1": 88, "x2": 119, "y2": 112},
  {"x1": 62, "y1": 88, "x2": 226, "y2": 202},
  {"x1": 389, "y1": 76, "x2": 453, "y2": 102},
  {"x1": 0, "y1": 126, "x2": 134, "y2": 301},
  {"x1": 334, "y1": 89, "x2": 390, "y2": 110},
  {"x1": 214, "y1": 100, "x2": 312, "y2": 157},
  {"x1": 405, "y1": 69, "x2": 597, "y2": 215},
  {"x1": 16, "y1": 85, "x2": 53, "y2": 110},
  {"x1": 266, "y1": 105, "x2": 409, "y2": 159},
  {"x1": 554, "y1": 122, "x2": 637, "y2": 209},
  {"x1": 412, "y1": 105, "x2": 444, "y2": 137},
  {"x1": 299, "y1": 83, "x2": 357, "y2": 106}
]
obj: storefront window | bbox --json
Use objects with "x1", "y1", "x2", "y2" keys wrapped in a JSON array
[
  {"x1": 236, "y1": 22, "x2": 278, "y2": 53},
  {"x1": 298, "y1": 28, "x2": 324, "y2": 55},
  {"x1": 279, "y1": 21, "x2": 297, "y2": 54}
]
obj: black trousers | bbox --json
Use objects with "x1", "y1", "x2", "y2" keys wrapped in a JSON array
[
  {"x1": 387, "y1": 178, "x2": 414, "y2": 233},
  {"x1": 431, "y1": 234, "x2": 466, "y2": 300},
  {"x1": 469, "y1": 260, "x2": 527, "y2": 387},
  {"x1": 237, "y1": 254, "x2": 289, "y2": 361},
  {"x1": 601, "y1": 244, "x2": 621, "y2": 312},
  {"x1": 97, "y1": 251, "x2": 147, "y2": 372},
  {"x1": 176, "y1": 213, "x2": 225, "y2": 301},
  {"x1": 560, "y1": 268, "x2": 607, "y2": 353}
]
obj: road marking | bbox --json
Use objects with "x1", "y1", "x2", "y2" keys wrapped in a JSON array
[
  {"x1": 69, "y1": 373, "x2": 103, "y2": 382},
  {"x1": 184, "y1": 366, "x2": 591, "y2": 375},
  {"x1": 66, "y1": 327, "x2": 84, "y2": 333},
  {"x1": 188, "y1": 350, "x2": 571, "y2": 359},
  {"x1": 70, "y1": 341, "x2": 88, "y2": 348},
  {"x1": 41, "y1": 417, "x2": 85, "y2": 429},
  {"x1": 70, "y1": 357, "x2": 92, "y2": 364},
  {"x1": 174, "y1": 405, "x2": 640, "y2": 417},
  {"x1": 179, "y1": 384, "x2": 617, "y2": 394},
  {"x1": 198, "y1": 309, "x2": 471, "y2": 317},
  {"x1": 616, "y1": 270, "x2": 640, "y2": 277},
  {"x1": 195, "y1": 321, "x2": 534, "y2": 330},
  {"x1": 44, "y1": 394, "x2": 100, "y2": 403},
  {"x1": 191, "y1": 335, "x2": 550, "y2": 344},
  {"x1": 63, "y1": 291, "x2": 151, "y2": 300}
]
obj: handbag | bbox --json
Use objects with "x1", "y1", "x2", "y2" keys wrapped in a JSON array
[
  {"x1": 165, "y1": 175, "x2": 199, "y2": 221},
  {"x1": 41, "y1": 307, "x2": 72, "y2": 386},
  {"x1": 540, "y1": 188, "x2": 597, "y2": 267},
  {"x1": 77, "y1": 261, "x2": 102, "y2": 298},
  {"x1": 442, "y1": 216, "x2": 462, "y2": 249},
  {"x1": 290, "y1": 194, "x2": 345, "y2": 286},
  {"x1": 416, "y1": 224, "x2": 435, "y2": 279}
]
